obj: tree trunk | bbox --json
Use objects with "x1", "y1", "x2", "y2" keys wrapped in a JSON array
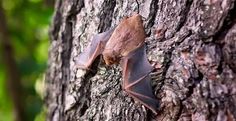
[{"x1": 46, "y1": 0, "x2": 236, "y2": 120}]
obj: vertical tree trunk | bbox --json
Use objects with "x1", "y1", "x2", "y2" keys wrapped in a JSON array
[{"x1": 46, "y1": 0, "x2": 236, "y2": 120}]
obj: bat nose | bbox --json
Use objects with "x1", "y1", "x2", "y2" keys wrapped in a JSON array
[
  {"x1": 103, "y1": 58, "x2": 111, "y2": 65},
  {"x1": 105, "y1": 60, "x2": 112, "y2": 65},
  {"x1": 104, "y1": 57, "x2": 115, "y2": 65}
]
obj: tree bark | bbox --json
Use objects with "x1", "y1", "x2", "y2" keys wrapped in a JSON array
[{"x1": 46, "y1": 0, "x2": 236, "y2": 121}]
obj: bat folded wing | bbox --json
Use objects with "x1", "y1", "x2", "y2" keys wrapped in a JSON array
[
  {"x1": 76, "y1": 29, "x2": 114, "y2": 69},
  {"x1": 121, "y1": 44, "x2": 159, "y2": 114}
]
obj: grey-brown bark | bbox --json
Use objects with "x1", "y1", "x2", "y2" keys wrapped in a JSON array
[{"x1": 46, "y1": 0, "x2": 236, "y2": 121}]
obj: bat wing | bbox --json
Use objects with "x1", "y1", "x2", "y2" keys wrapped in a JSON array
[
  {"x1": 76, "y1": 29, "x2": 114, "y2": 69},
  {"x1": 121, "y1": 44, "x2": 159, "y2": 114}
]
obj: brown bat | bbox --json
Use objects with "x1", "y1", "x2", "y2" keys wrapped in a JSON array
[{"x1": 77, "y1": 13, "x2": 159, "y2": 114}]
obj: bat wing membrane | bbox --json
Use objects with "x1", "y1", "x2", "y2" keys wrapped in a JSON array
[
  {"x1": 121, "y1": 44, "x2": 159, "y2": 114},
  {"x1": 76, "y1": 29, "x2": 114, "y2": 69}
]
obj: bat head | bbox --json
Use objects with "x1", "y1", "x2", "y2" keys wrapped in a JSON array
[{"x1": 102, "y1": 51, "x2": 121, "y2": 65}]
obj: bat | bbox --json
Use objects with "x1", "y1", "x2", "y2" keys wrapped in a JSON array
[{"x1": 76, "y1": 13, "x2": 159, "y2": 114}]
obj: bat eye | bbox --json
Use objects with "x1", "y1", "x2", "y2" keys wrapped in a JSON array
[{"x1": 108, "y1": 58, "x2": 116, "y2": 65}]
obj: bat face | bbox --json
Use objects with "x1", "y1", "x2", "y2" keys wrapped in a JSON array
[
  {"x1": 102, "y1": 51, "x2": 121, "y2": 65},
  {"x1": 102, "y1": 13, "x2": 146, "y2": 65}
]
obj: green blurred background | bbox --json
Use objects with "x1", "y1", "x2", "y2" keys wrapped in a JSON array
[{"x1": 0, "y1": 0, "x2": 54, "y2": 120}]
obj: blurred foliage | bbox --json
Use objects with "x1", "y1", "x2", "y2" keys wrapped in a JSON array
[{"x1": 0, "y1": 0, "x2": 53, "y2": 120}]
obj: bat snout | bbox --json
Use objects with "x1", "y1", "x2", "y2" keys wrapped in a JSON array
[{"x1": 103, "y1": 55, "x2": 119, "y2": 66}]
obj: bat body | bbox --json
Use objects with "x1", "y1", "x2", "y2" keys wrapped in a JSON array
[
  {"x1": 77, "y1": 13, "x2": 159, "y2": 114},
  {"x1": 102, "y1": 14, "x2": 146, "y2": 65}
]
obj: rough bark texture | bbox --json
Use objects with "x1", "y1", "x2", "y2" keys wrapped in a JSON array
[{"x1": 46, "y1": 0, "x2": 236, "y2": 121}]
